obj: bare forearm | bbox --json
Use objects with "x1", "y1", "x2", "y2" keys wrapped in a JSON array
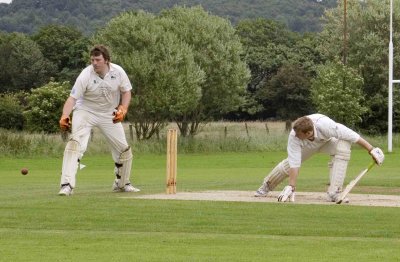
[
  {"x1": 62, "y1": 97, "x2": 76, "y2": 117},
  {"x1": 356, "y1": 137, "x2": 374, "y2": 152},
  {"x1": 120, "y1": 91, "x2": 131, "y2": 108},
  {"x1": 288, "y1": 167, "x2": 299, "y2": 188}
]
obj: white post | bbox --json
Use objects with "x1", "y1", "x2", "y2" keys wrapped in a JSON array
[{"x1": 388, "y1": 0, "x2": 393, "y2": 152}]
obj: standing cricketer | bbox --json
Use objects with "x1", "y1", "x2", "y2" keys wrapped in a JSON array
[
  {"x1": 58, "y1": 45, "x2": 140, "y2": 196},
  {"x1": 254, "y1": 114, "x2": 384, "y2": 202}
]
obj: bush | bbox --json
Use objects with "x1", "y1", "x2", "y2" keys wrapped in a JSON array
[
  {"x1": 0, "y1": 93, "x2": 25, "y2": 130},
  {"x1": 24, "y1": 81, "x2": 71, "y2": 133}
]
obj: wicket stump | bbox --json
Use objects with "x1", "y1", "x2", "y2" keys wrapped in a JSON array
[{"x1": 166, "y1": 129, "x2": 177, "y2": 194}]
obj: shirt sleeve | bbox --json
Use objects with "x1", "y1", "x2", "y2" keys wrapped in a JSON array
[
  {"x1": 70, "y1": 68, "x2": 89, "y2": 99},
  {"x1": 117, "y1": 66, "x2": 132, "y2": 92},
  {"x1": 287, "y1": 132, "x2": 302, "y2": 168},
  {"x1": 317, "y1": 117, "x2": 360, "y2": 143}
]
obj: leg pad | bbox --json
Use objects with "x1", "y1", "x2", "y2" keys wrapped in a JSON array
[
  {"x1": 115, "y1": 147, "x2": 133, "y2": 188},
  {"x1": 328, "y1": 140, "x2": 351, "y2": 196},
  {"x1": 259, "y1": 159, "x2": 290, "y2": 192}
]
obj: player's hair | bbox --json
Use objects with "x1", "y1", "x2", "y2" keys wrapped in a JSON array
[
  {"x1": 293, "y1": 116, "x2": 313, "y2": 133},
  {"x1": 90, "y1": 45, "x2": 111, "y2": 62}
]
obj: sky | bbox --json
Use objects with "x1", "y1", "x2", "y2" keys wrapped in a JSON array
[{"x1": 0, "y1": 0, "x2": 12, "y2": 3}]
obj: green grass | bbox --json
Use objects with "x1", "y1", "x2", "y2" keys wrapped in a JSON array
[{"x1": 1, "y1": 149, "x2": 400, "y2": 261}]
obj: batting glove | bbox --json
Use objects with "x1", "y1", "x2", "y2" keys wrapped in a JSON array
[
  {"x1": 112, "y1": 105, "x2": 127, "y2": 123},
  {"x1": 278, "y1": 185, "x2": 295, "y2": 202},
  {"x1": 59, "y1": 115, "x2": 71, "y2": 131},
  {"x1": 369, "y1": 147, "x2": 384, "y2": 166}
]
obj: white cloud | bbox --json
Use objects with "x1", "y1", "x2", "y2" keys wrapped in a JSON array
[{"x1": 0, "y1": 0, "x2": 12, "y2": 3}]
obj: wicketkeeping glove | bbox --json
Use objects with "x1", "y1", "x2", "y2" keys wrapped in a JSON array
[
  {"x1": 59, "y1": 115, "x2": 71, "y2": 131},
  {"x1": 369, "y1": 147, "x2": 384, "y2": 166},
  {"x1": 112, "y1": 105, "x2": 127, "y2": 123},
  {"x1": 278, "y1": 185, "x2": 295, "y2": 202}
]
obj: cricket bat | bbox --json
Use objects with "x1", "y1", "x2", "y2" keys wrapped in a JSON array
[{"x1": 336, "y1": 162, "x2": 375, "y2": 204}]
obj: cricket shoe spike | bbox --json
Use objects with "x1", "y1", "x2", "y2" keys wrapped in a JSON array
[{"x1": 59, "y1": 183, "x2": 73, "y2": 196}]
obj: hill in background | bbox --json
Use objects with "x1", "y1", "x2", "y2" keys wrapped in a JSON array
[{"x1": 0, "y1": 0, "x2": 337, "y2": 35}]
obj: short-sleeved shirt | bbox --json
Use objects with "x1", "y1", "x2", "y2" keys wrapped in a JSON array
[
  {"x1": 70, "y1": 63, "x2": 132, "y2": 114},
  {"x1": 287, "y1": 114, "x2": 360, "y2": 168}
]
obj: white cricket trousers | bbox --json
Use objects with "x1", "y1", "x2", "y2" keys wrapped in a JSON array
[
  {"x1": 71, "y1": 109, "x2": 130, "y2": 161},
  {"x1": 60, "y1": 109, "x2": 130, "y2": 187}
]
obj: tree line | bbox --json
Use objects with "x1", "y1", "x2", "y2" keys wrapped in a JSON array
[
  {"x1": 1, "y1": 1, "x2": 399, "y2": 138},
  {"x1": 0, "y1": 0, "x2": 337, "y2": 35}
]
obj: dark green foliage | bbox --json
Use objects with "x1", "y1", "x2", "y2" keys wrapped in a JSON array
[
  {"x1": 235, "y1": 18, "x2": 319, "y2": 120},
  {"x1": 0, "y1": 93, "x2": 25, "y2": 130},
  {"x1": 31, "y1": 24, "x2": 90, "y2": 83},
  {"x1": 0, "y1": 0, "x2": 337, "y2": 35},
  {"x1": 259, "y1": 63, "x2": 314, "y2": 120},
  {"x1": 0, "y1": 32, "x2": 55, "y2": 92}
]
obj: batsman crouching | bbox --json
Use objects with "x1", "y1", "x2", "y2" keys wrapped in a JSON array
[
  {"x1": 254, "y1": 114, "x2": 384, "y2": 203},
  {"x1": 58, "y1": 45, "x2": 140, "y2": 196}
]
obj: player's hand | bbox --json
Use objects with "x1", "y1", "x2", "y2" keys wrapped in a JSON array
[
  {"x1": 369, "y1": 147, "x2": 384, "y2": 166},
  {"x1": 278, "y1": 185, "x2": 295, "y2": 202},
  {"x1": 59, "y1": 115, "x2": 71, "y2": 131},
  {"x1": 112, "y1": 105, "x2": 127, "y2": 123}
]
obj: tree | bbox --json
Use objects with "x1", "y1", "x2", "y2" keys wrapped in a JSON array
[
  {"x1": 0, "y1": 32, "x2": 54, "y2": 92},
  {"x1": 317, "y1": 0, "x2": 400, "y2": 133},
  {"x1": 311, "y1": 61, "x2": 367, "y2": 128},
  {"x1": 236, "y1": 18, "x2": 319, "y2": 120},
  {"x1": 93, "y1": 11, "x2": 205, "y2": 139},
  {"x1": 236, "y1": 18, "x2": 298, "y2": 95},
  {"x1": 31, "y1": 24, "x2": 89, "y2": 83},
  {"x1": 160, "y1": 6, "x2": 250, "y2": 136},
  {"x1": 259, "y1": 63, "x2": 314, "y2": 121}
]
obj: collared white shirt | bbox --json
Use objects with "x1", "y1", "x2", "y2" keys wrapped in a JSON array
[
  {"x1": 70, "y1": 63, "x2": 132, "y2": 114},
  {"x1": 287, "y1": 114, "x2": 360, "y2": 168}
]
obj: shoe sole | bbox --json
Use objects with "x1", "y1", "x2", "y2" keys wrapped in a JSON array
[{"x1": 58, "y1": 192, "x2": 72, "y2": 196}]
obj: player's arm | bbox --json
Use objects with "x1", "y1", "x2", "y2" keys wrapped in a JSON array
[
  {"x1": 356, "y1": 137, "x2": 384, "y2": 165},
  {"x1": 61, "y1": 96, "x2": 77, "y2": 117},
  {"x1": 356, "y1": 137, "x2": 373, "y2": 152},
  {"x1": 325, "y1": 119, "x2": 384, "y2": 166},
  {"x1": 59, "y1": 96, "x2": 77, "y2": 131},
  {"x1": 288, "y1": 167, "x2": 299, "y2": 188},
  {"x1": 278, "y1": 136, "x2": 300, "y2": 202},
  {"x1": 120, "y1": 90, "x2": 131, "y2": 109}
]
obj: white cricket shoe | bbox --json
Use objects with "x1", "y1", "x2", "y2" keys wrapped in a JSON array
[
  {"x1": 59, "y1": 184, "x2": 73, "y2": 196},
  {"x1": 327, "y1": 192, "x2": 349, "y2": 203},
  {"x1": 124, "y1": 183, "x2": 141, "y2": 193},
  {"x1": 254, "y1": 189, "x2": 268, "y2": 197},
  {"x1": 112, "y1": 179, "x2": 140, "y2": 193}
]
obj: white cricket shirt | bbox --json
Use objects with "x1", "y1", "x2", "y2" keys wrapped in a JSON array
[
  {"x1": 287, "y1": 114, "x2": 360, "y2": 168},
  {"x1": 70, "y1": 63, "x2": 132, "y2": 114}
]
